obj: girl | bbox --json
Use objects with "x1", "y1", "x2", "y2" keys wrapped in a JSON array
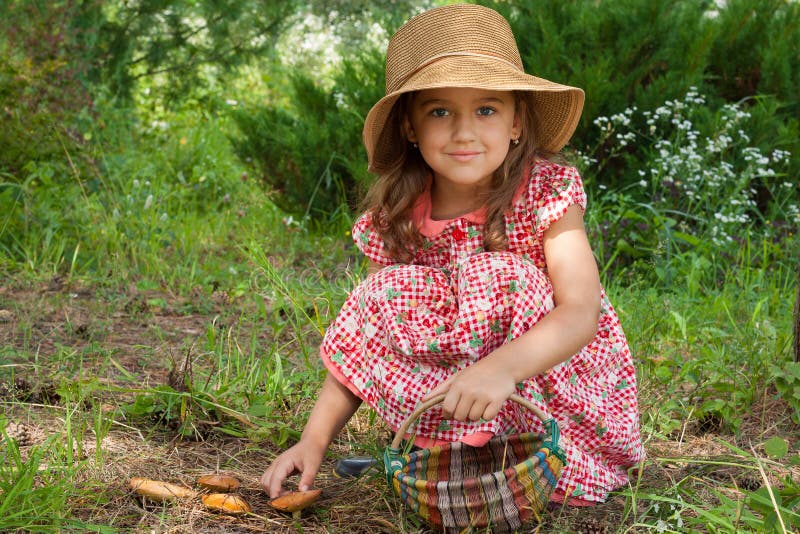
[{"x1": 261, "y1": 3, "x2": 644, "y2": 506}]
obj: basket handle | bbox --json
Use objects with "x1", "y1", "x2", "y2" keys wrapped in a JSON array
[{"x1": 390, "y1": 393, "x2": 553, "y2": 450}]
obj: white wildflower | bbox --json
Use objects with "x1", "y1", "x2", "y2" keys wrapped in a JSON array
[{"x1": 772, "y1": 149, "x2": 791, "y2": 162}]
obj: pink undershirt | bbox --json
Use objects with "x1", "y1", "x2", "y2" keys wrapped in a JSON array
[{"x1": 412, "y1": 183, "x2": 488, "y2": 237}]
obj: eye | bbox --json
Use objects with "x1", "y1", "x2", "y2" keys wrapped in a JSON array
[
  {"x1": 477, "y1": 106, "x2": 496, "y2": 116},
  {"x1": 430, "y1": 108, "x2": 449, "y2": 118}
]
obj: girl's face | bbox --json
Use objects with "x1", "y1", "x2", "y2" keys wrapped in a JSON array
[{"x1": 405, "y1": 87, "x2": 521, "y2": 193}]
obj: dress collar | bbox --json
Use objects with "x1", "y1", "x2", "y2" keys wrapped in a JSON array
[
  {"x1": 412, "y1": 181, "x2": 487, "y2": 238},
  {"x1": 412, "y1": 172, "x2": 529, "y2": 238}
]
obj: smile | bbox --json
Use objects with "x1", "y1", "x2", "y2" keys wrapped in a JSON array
[{"x1": 447, "y1": 151, "x2": 481, "y2": 162}]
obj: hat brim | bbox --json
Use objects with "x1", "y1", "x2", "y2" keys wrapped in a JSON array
[{"x1": 363, "y1": 55, "x2": 585, "y2": 171}]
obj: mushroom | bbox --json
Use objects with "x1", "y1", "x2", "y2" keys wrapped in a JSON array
[
  {"x1": 268, "y1": 489, "x2": 322, "y2": 519},
  {"x1": 197, "y1": 474, "x2": 241, "y2": 492},
  {"x1": 129, "y1": 477, "x2": 197, "y2": 501},
  {"x1": 202, "y1": 493, "x2": 251, "y2": 514}
]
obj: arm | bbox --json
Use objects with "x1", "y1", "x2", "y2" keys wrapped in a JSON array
[
  {"x1": 260, "y1": 373, "x2": 362, "y2": 498},
  {"x1": 261, "y1": 258, "x2": 383, "y2": 496},
  {"x1": 423, "y1": 204, "x2": 601, "y2": 421}
]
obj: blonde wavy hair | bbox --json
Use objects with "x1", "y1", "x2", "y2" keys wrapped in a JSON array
[{"x1": 361, "y1": 91, "x2": 559, "y2": 264}]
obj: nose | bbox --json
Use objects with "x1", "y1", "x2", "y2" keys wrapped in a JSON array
[{"x1": 451, "y1": 114, "x2": 476, "y2": 143}]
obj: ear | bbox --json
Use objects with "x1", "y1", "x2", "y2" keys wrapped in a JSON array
[
  {"x1": 404, "y1": 115, "x2": 417, "y2": 143},
  {"x1": 511, "y1": 97, "x2": 524, "y2": 139}
]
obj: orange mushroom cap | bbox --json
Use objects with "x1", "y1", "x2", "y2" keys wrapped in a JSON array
[{"x1": 268, "y1": 489, "x2": 322, "y2": 512}]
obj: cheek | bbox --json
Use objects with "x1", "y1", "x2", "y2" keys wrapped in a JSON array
[
  {"x1": 416, "y1": 124, "x2": 448, "y2": 145},
  {"x1": 487, "y1": 124, "x2": 514, "y2": 145}
]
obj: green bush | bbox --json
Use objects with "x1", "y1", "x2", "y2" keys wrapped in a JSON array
[
  {"x1": 230, "y1": 51, "x2": 385, "y2": 218},
  {"x1": 582, "y1": 88, "x2": 798, "y2": 285},
  {"x1": 0, "y1": 1, "x2": 102, "y2": 272},
  {"x1": 230, "y1": 0, "x2": 799, "y2": 232},
  {"x1": 0, "y1": 87, "x2": 269, "y2": 283},
  {"x1": 0, "y1": 2, "x2": 96, "y2": 181},
  {"x1": 487, "y1": 0, "x2": 800, "y2": 188}
]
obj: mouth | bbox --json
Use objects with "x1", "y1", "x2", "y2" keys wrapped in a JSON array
[{"x1": 447, "y1": 151, "x2": 481, "y2": 162}]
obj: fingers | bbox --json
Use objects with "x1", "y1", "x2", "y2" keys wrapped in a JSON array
[
  {"x1": 467, "y1": 399, "x2": 491, "y2": 422},
  {"x1": 260, "y1": 446, "x2": 323, "y2": 498},
  {"x1": 259, "y1": 465, "x2": 273, "y2": 495},
  {"x1": 422, "y1": 375, "x2": 453, "y2": 401},
  {"x1": 443, "y1": 391, "x2": 489, "y2": 421},
  {"x1": 440, "y1": 387, "x2": 505, "y2": 422},
  {"x1": 479, "y1": 401, "x2": 502, "y2": 422},
  {"x1": 260, "y1": 456, "x2": 298, "y2": 499},
  {"x1": 298, "y1": 459, "x2": 322, "y2": 492}
]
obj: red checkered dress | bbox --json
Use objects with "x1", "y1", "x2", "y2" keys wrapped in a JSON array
[{"x1": 321, "y1": 161, "x2": 644, "y2": 503}]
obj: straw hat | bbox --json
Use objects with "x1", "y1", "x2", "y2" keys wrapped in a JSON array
[{"x1": 363, "y1": 3, "x2": 585, "y2": 172}]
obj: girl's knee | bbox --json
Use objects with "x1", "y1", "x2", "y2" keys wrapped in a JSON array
[
  {"x1": 458, "y1": 252, "x2": 548, "y2": 285},
  {"x1": 364, "y1": 263, "x2": 450, "y2": 299}
]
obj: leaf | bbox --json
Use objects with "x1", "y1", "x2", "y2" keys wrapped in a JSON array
[
  {"x1": 764, "y1": 436, "x2": 789, "y2": 459},
  {"x1": 748, "y1": 487, "x2": 780, "y2": 515},
  {"x1": 673, "y1": 230, "x2": 702, "y2": 246}
]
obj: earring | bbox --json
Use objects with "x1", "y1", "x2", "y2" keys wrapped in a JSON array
[
  {"x1": 412, "y1": 142, "x2": 418, "y2": 148},
  {"x1": 511, "y1": 138, "x2": 520, "y2": 146}
]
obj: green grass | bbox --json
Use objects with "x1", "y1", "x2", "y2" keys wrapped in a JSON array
[{"x1": 1, "y1": 228, "x2": 797, "y2": 532}]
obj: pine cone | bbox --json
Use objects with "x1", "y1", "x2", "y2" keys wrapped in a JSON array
[
  {"x1": 738, "y1": 474, "x2": 761, "y2": 491},
  {"x1": 212, "y1": 290, "x2": 232, "y2": 306},
  {"x1": 4, "y1": 421, "x2": 32, "y2": 446}
]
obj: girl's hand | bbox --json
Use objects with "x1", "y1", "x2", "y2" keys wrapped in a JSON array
[
  {"x1": 260, "y1": 373, "x2": 362, "y2": 499},
  {"x1": 259, "y1": 439, "x2": 326, "y2": 499},
  {"x1": 422, "y1": 357, "x2": 516, "y2": 422}
]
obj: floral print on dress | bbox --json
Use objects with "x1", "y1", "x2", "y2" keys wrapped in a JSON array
[{"x1": 321, "y1": 160, "x2": 644, "y2": 503}]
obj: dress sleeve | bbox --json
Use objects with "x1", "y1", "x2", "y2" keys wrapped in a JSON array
[
  {"x1": 351, "y1": 211, "x2": 396, "y2": 266},
  {"x1": 526, "y1": 163, "x2": 587, "y2": 236}
]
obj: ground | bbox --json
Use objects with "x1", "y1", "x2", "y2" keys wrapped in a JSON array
[{"x1": 0, "y1": 277, "x2": 797, "y2": 533}]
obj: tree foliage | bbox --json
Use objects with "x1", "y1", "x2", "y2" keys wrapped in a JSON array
[
  {"x1": 0, "y1": 1, "x2": 98, "y2": 179},
  {"x1": 92, "y1": 0, "x2": 298, "y2": 99},
  {"x1": 230, "y1": 51, "x2": 386, "y2": 218},
  {"x1": 485, "y1": 0, "x2": 800, "y2": 154},
  {"x1": 1, "y1": 0, "x2": 300, "y2": 102},
  {"x1": 229, "y1": 0, "x2": 799, "y2": 219}
]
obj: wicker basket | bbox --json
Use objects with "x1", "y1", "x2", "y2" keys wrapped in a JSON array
[{"x1": 383, "y1": 394, "x2": 566, "y2": 533}]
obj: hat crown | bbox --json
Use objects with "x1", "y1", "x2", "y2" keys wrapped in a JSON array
[{"x1": 385, "y1": 4, "x2": 523, "y2": 94}]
